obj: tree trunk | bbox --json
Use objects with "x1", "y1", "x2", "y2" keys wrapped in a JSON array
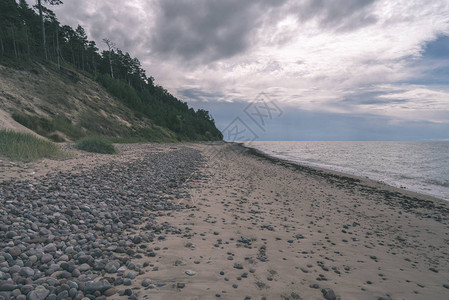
[
  {"x1": 81, "y1": 50, "x2": 85, "y2": 70},
  {"x1": 109, "y1": 51, "x2": 114, "y2": 78},
  {"x1": 70, "y1": 46, "x2": 75, "y2": 65},
  {"x1": 0, "y1": 36, "x2": 4, "y2": 56},
  {"x1": 56, "y1": 27, "x2": 60, "y2": 70},
  {"x1": 11, "y1": 27, "x2": 18, "y2": 58},
  {"x1": 92, "y1": 54, "x2": 96, "y2": 74},
  {"x1": 24, "y1": 27, "x2": 31, "y2": 62},
  {"x1": 38, "y1": 0, "x2": 47, "y2": 60}
]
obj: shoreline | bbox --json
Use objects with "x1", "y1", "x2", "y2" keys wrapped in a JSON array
[
  {"x1": 238, "y1": 141, "x2": 448, "y2": 203},
  {"x1": 1, "y1": 142, "x2": 449, "y2": 299}
]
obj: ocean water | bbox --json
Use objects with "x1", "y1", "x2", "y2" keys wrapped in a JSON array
[{"x1": 245, "y1": 141, "x2": 449, "y2": 201}]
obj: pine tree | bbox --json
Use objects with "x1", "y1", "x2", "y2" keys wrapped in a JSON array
[{"x1": 37, "y1": 0, "x2": 62, "y2": 60}]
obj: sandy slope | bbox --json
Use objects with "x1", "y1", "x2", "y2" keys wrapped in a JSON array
[{"x1": 0, "y1": 108, "x2": 39, "y2": 135}]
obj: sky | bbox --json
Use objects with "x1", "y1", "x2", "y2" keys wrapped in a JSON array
[{"x1": 43, "y1": 0, "x2": 449, "y2": 141}]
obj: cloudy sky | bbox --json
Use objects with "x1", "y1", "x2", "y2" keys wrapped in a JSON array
[{"x1": 47, "y1": 0, "x2": 449, "y2": 140}]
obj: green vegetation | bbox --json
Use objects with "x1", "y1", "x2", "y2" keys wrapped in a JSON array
[
  {"x1": 75, "y1": 137, "x2": 118, "y2": 154},
  {"x1": 109, "y1": 126, "x2": 178, "y2": 143},
  {"x1": 0, "y1": 0, "x2": 223, "y2": 142},
  {"x1": 12, "y1": 113, "x2": 84, "y2": 142},
  {"x1": 96, "y1": 75, "x2": 222, "y2": 140},
  {"x1": 78, "y1": 111, "x2": 131, "y2": 138},
  {"x1": 0, "y1": 130, "x2": 62, "y2": 161}
]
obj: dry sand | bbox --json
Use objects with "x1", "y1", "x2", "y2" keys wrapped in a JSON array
[{"x1": 2, "y1": 142, "x2": 449, "y2": 299}]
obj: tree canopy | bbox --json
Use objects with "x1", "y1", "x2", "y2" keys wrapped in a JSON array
[{"x1": 0, "y1": 0, "x2": 223, "y2": 141}]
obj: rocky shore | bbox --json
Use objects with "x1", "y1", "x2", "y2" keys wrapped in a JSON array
[
  {"x1": 1, "y1": 142, "x2": 449, "y2": 300},
  {"x1": 1, "y1": 145, "x2": 202, "y2": 300}
]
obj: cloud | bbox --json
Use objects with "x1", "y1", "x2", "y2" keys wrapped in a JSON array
[
  {"x1": 42, "y1": 0, "x2": 449, "y2": 139},
  {"x1": 48, "y1": 0, "x2": 155, "y2": 56},
  {"x1": 290, "y1": 0, "x2": 378, "y2": 32},
  {"x1": 150, "y1": 0, "x2": 287, "y2": 64}
]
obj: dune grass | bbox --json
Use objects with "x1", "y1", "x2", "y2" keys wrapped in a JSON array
[
  {"x1": 0, "y1": 130, "x2": 62, "y2": 161},
  {"x1": 75, "y1": 136, "x2": 118, "y2": 154}
]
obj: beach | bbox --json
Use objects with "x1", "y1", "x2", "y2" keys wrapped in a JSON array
[{"x1": 1, "y1": 142, "x2": 449, "y2": 300}]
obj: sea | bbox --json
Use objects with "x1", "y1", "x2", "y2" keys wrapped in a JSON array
[{"x1": 244, "y1": 141, "x2": 449, "y2": 201}]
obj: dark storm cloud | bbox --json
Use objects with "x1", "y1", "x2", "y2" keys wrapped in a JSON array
[
  {"x1": 150, "y1": 0, "x2": 378, "y2": 63},
  {"x1": 150, "y1": 0, "x2": 287, "y2": 63},
  {"x1": 50, "y1": 0, "x2": 379, "y2": 65},
  {"x1": 48, "y1": 0, "x2": 152, "y2": 57}
]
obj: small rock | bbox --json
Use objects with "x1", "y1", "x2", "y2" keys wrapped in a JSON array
[
  {"x1": 84, "y1": 280, "x2": 112, "y2": 294},
  {"x1": 44, "y1": 243, "x2": 57, "y2": 253},
  {"x1": 321, "y1": 288, "x2": 336, "y2": 300},
  {"x1": 19, "y1": 267, "x2": 34, "y2": 277},
  {"x1": 28, "y1": 286, "x2": 50, "y2": 300},
  {"x1": 233, "y1": 262, "x2": 243, "y2": 270},
  {"x1": 103, "y1": 288, "x2": 117, "y2": 297},
  {"x1": 104, "y1": 261, "x2": 120, "y2": 273},
  {"x1": 177, "y1": 283, "x2": 185, "y2": 289},
  {"x1": 185, "y1": 270, "x2": 196, "y2": 276},
  {"x1": 142, "y1": 279, "x2": 151, "y2": 287},
  {"x1": 41, "y1": 254, "x2": 53, "y2": 264},
  {"x1": 8, "y1": 247, "x2": 21, "y2": 257}
]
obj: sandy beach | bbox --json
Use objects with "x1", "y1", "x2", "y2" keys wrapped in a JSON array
[
  {"x1": 145, "y1": 143, "x2": 449, "y2": 300},
  {"x1": 1, "y1": 142, "x2": 449, "y2": 300}
]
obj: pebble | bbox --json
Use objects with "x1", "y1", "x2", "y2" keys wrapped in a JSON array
[
  {"x1": 177, "y1": 283, "x2": 186, "y2": 289},
  {"x1": 321, "y1": 288, "x2": 336, "y2": 300},
  {"x1": 28, "y1": 286, "x2": 50, "y2": 300},
  {"x1": 0, "y1": 148, "x2": 202, "y2": 299},
  {"x1": 142, "y1": 279, "x2": 151, "y2": 287},
  {"x1": 233, "y1": 262, "x2": 244, "y2": 270}
]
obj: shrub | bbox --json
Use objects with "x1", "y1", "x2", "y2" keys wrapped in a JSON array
[
  {"x1": 0, "y1": 130, "x2": 62, "y2": 161},
  {"x1": 75, "y1": 137, "x2": 118, "y2": 154}
]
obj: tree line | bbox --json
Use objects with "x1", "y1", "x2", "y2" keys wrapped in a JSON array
[{"x1": 0, "y1": 0, "x2": 223, "y2": 141}]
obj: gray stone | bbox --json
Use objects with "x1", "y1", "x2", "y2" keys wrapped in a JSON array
[
  {"x1": 41, "y1": 254, "x2": 53, "y2": 264},
  {"x1": 103, "y1": 288, "x2": 117, "y2": 297},
  {"x1": 57, "y1": 290, "x2": 69, "y2": 300},
  {"x1": 104, "y1": 261, "x2": 120, "y2": 273},
  {"x1": 28, "y1": 286, "x2": 50, "y2": 300},
  {"x1": 69, "y1": 288, "x2": 77, "y2": 298},
  {"x1": 78, "y1": 263, "x2": 91, "y2": 272},
  {"x1": 0, "y1": 283, "x2": 16, "y2": 291},
  {"x1": 177, "y1": 283, "x2": 185, "y2": 289},
  {"x1": 123, "y1": 279, "x2": 132, "y2": 286},
  {"x1": 8, "y1": 247, "x2": 21, "y2": 257},
  {"x1": 141, "y1": 279, "x2": 151, "y2": 287},
  {"x1": 20, "y1": 285, "x2": 33, "y2": 295},
  {"x1": 19, "y1": 267, "x2": 35, "y2": 277},
  {"x1": 126, "y1": 271, "x2": 137, "y2": 279},
  {"x1": 321, "y1": 288, "x2": 336, "y2": 300},
  {"x1": 46, "y1": 294, "x2": 57, "y2": 300},
  {"x1": 84, "y1": 280, "x2": 112, "y2": 294},
  {"x1": 44, "y1": 244, "x2": 57, "y2": 253}
]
